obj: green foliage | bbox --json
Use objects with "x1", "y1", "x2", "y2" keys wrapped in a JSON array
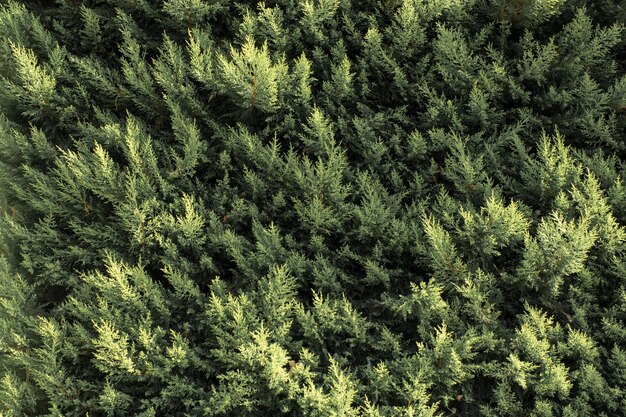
[{"x1": 0, "y1": 0, "x2": 625, "y2": 415}]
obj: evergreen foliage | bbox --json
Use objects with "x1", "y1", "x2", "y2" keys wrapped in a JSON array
[{"x1": 0, "y1": 0, "x2": 625, "y2": 415}]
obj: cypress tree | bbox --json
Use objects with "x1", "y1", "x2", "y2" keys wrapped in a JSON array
[{"x1": 0, "y1": 0, "x2": 624, "y2": 415}]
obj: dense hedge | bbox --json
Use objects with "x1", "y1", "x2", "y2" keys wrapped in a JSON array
[{"x1": 1, "y1": 0, "x2": 625, "y2": 415}]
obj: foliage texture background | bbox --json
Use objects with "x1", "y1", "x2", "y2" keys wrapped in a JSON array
[{"x1": 0, "y1": 0, "x2": 625, "y2": 415}]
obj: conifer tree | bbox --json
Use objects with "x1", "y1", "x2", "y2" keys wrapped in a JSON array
[{"x1": 0, "y1": 0, "x2": 625, "y2": 415}]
